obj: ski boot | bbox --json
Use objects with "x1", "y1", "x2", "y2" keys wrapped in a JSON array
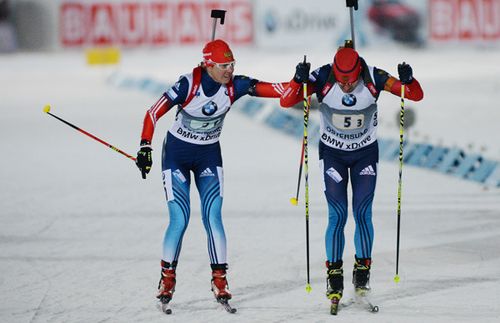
[
  {"x1": 211, "y1": 264, "x2": 232, "y2": 300},
  {"x1": 353, "y1": 257, "x2": 372, "y2": 296},
  {"x1": 211, "y1": 264, "x2": 236, "y2": 313},
  {"x1": 326, "y1": 260, "x2": 344, "y2": 315},
  {"x1": 157, "y1": 260, "x2": 176, "y2": 314}
]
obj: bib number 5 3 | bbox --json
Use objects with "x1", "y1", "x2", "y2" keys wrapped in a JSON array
[{"x1": 332, "y1": 114, "x2": 364, "y2": 130}]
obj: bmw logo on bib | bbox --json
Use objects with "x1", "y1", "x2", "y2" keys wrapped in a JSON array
[
  {"x1": 202, "y1": 101, "x2": 218, "y2": 116},
  {"x1": 342, "y1": 94, "x2": 357, "y2": 107}
]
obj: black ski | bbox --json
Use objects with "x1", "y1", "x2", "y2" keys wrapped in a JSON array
[
  {"x1": 157, "y1": 297, "x2": 236, "y2": 314},
  {"x1": 340, "y1": 299, "x2": 379, "y2": 313},
  {"x1": 217, "y1": 298, "x2": 237, "y2": 313},
  {"x1": 340, "y1": 294, "x2": 379, "y2": 313},
  {"x1": 158, "y1": 297, "x2": 172, "y2": 315},
  {"x1": 355, "y1": 287, "x2": 379, "y2": 312},
  {"x1": 357, "y1": 296, "x2": 379, "y2": 313}
]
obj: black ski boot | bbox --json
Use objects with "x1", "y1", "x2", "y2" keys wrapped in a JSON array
[
  {"x1": 326, "y1": 261, "x2": 343, "y2": 315},
  {"x1": 353, "y1": 257, "x2": 372, "y2": 296}
]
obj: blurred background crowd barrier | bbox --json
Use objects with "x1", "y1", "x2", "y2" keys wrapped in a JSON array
[{"x1": 1, "y1": 0, "x2": 499, "y2": 52}]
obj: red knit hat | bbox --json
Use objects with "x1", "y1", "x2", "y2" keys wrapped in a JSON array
[
  {"x1": 333, "y1": 47, "x2": 361, "y2": 84},
  {"x1": 202, "y1": 39, "x2": 235, "y2": 66}
]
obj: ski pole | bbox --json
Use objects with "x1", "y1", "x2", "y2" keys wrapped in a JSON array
[
  {"x1": 290, "y1": 96, "x2": 311, "y2": 206},
  {"x1": 346, "y1": 0, "x2": 359, "y2": 48},
  {"x1": 290, "y1": 139, "x2": 305, "y2": 206},
  {"x1": 298, "y1": 55, "x2": 312, "y2": 293},
  {"x1": 394, "y1": 82, "x2": 406, "y2": 283},
  {"x1": 210, "y1": 9, "x2": 226, "y2": 40},
  {"x1": 43, "y1": 105, "x2": 136, "y2": 161}
]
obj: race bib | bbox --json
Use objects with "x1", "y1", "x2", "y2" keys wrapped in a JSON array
[
  {"x1": 189, "y1": 118, "x2": 223, "y2": 131},
  {"x1": 332, "y1": 113, "x2": 365, "y2": 130}
]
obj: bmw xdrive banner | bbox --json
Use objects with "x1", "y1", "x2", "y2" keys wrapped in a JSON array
[{"x1": 253, "y1": 0, "x2": 429, "y2": 49}]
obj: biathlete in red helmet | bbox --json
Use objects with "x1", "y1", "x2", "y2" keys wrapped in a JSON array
[
  {"x1": 280, "y1": 45, "x2": 423, "y2": 303},
  {"x1": 135, "y1": 39, "x2": 288, "y2": 309}
]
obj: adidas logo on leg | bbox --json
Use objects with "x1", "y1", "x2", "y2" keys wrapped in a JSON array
[
  {"x1": 359, "y1": 165, "x2": 376, "y2": 176},
  {"x1": 200, "y1": 168, "x2": 215, "y2": 177}
]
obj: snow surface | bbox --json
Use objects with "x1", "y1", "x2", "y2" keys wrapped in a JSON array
[{"x1": 1, "y1": 46, "x2": 500, "y2": 322}]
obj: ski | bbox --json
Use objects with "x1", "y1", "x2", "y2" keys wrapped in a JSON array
[
  {"x1": 339, "y1": 297, "x2": 379, "y2": 313},
  {"x1": 340, "y1": 298, "x2": 355, "y2": 308},
  {"x1": 357, "y1": 295, "x2": 379, "y2": 313},
  {"x1": 157, "y1": 297, "x2": 173, "y2": 315},
  {"x1": 332, "y1": 289, "x2": 379, "y2": 314},
  {"x1": 330, "y1": 296, "x2": 341, "y2": 315},
  {"x1": 339, "y1": 293, "x2": 379, "y2": 313},
  {"x1": 156, "y1": 298, "x2": 237, "y2": 314},
  {"x1": 355, "y1": 287, "x2": 379, "y2": 313},
  {"x1": 216, "y1": 298, "x2": 237, "y2": 313}
]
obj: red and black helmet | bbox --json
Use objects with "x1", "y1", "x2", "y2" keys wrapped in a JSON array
[{"x1": 333, "y1": 47, "x2": 362, "y2": 84}]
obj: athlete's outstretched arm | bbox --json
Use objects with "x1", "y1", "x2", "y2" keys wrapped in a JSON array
[
  {"x1": 252, "y1": 81, "x2": 289, "y2": 98},
  {"x1": 233, "y1": 76, "x2": 290, "y2": 101},
  {"x1": 140, "y1": 95, "x2": 175, "y2": 143}
]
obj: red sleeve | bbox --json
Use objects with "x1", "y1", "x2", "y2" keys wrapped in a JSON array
[
  {"x1": 280, "y1": 79, "x2": 316, "y2": 108},
  {"x1": 140, "y1": 95, "x2": 174, "y2": 143},
  {"x1": 386, "y1": 76, "x2": 424, "y2": 101},
  {"x1": 253, "y1": 81, "x2": 289, "y2": 98}
]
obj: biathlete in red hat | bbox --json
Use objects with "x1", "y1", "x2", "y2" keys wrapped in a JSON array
[
  {"x1": 280, "y1": 46, "x2": 423, "y2": 303},
  {"x1": 135, "y1": 39, "x2": 287, "y2": 309}
]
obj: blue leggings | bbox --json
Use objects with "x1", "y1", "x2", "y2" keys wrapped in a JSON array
[
  {"x1": 161, "y1": 133, "x2": 226, "y2": 265},
  {"x1": 319, "y1": 141, "x2": 379, "y2": 262}
]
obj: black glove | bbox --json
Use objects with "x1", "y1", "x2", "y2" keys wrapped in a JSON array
[
  {"x1": 398, "y1": 62, "x2": 413, "y2": 84},
  {"x1": 293, "y1": 61, "x2": 310, "y2": 84},
  {"x1": 136, "y1": 140, "x2": 152, "y2": 179}
]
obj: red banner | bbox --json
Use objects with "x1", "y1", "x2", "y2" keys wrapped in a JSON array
[
  {"x1": 430, "y1": 0, "x2": 500, "y2": 41},
  {"x1": 60, "y1": 0, "x2": 253, "y2": 47}
]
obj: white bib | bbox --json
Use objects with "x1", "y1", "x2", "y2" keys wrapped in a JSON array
[
  {"x1": 169, "y1": 73, "x2": 232, "y2": 145},
  {"x1": 319, "y1": 67, "x2": 379, "y2": 151}
]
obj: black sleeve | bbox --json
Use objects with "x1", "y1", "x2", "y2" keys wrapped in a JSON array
[
  {"x1": 312, "y1": 64, "x2": 333, "y2": 101},
  {"x1": 164, "y1": 76, "x2": 189, "y2": 106},
  {"x1": 372, "y1": 67, "x2": 391, "y2": 93},
  {"x1": 233, "y1": 75, "x2": 259, "y2": 101}
]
